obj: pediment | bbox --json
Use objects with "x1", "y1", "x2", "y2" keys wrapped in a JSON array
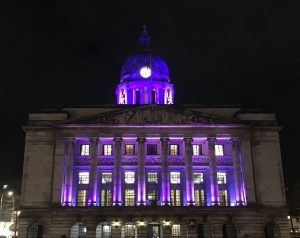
[{"x1": 59, "y1": 105, "x2": 243, "y2": 126}]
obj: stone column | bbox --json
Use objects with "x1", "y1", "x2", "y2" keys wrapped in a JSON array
[
  {"x1": 207, "y1": 137, "x2": 219, "y2": 206},
  {"x1": 113, "y1": 137, "x2": 123, "y2": 206},
  {"x1": 161, "y1": 137, "x2": 170, "y2": 205},
  {"x1": 88, "y1": 137, "x2": 99, "y2": 206},
  {"x1": 137, "y1": 137, "x2": 146, "y2": 205},
  {"x1": 65, "y1": 138, "x2": 75, "y2": 206},
  {"x1": 230, "y1": 138, "x2": 243, "y2": 205},
  {"x1": 184, "y1": 137, "x2": 194, "y2": 205}
]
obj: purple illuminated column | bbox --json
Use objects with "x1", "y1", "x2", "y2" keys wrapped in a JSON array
[
  {"x1": 161, "y1": 137, "x2": 170, "y2": 205},
  {"x1": 184, "y1": 138, "x2": 194, "y2": 205},
  {"x1": 64, "y1": 138, "x2": 75, "y2": 206},
  {"x1": 88, "y1": 137, "x2": 99, "y2": 206},
  {"x1": 230, "y1": 138, "x2": 244, "y2": 205},
  {"x1": 207, "y1": 137, "x2": 219, "y2": 206},
  {"x1": 137, "y1": 137, "x2": 146, "y2": 205},
  {"x1": 113, "y1": 137, "x2": 123, "y2": 206}
]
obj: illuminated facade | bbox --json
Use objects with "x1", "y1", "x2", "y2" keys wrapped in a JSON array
[{"x1": 19, "y1": 28, "x2": 289, "y2": 238}]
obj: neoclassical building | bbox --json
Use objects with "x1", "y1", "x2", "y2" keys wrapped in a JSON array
[{"x1": 19, "y1": 27, "x2": 289, "y2": 238}]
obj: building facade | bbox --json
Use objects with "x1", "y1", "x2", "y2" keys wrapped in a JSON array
[{"x1": 19, "y1": 28, "x2": 289, "y2": 238}]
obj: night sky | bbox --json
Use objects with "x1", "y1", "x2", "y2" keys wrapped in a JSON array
[{"x1": 1, "y1": 1, "x2": 299, "y2": 189}]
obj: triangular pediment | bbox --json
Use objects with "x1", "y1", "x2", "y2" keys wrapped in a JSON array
[{"x1": 58, "y1": 105, "x2": 243, "y2": 126}]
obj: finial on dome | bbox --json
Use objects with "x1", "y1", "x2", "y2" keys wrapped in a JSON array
[{"x1": 139, "y1": 24, "x2": 151, "y2": 51}]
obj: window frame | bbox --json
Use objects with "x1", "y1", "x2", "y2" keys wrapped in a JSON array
[
  {"x1": 215, "y1": 144, "x2": 224, "y2": 156},
  {"x1": 103, "y1": 144, "x2": 113, "y2": 156},
  {"x1": 170, "y1": 171, "x2": 181, "y2": 184},
  {"x1": 169, "y1": 144, "x2": 179, "y2": 156},
  {"x1": 125, "y1": 144, "x2": 135, "y2": 155},
  {"x1": 80, "y1": 144, "x2": 90, "y2": 156},
  {"x1": 147, "y1": 144, "x2": 158, "y2": 155},
  {"x1": 192, "y1": 144, "x2": 202, "y2": 156}
]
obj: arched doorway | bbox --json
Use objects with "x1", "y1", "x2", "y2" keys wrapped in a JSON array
[
  {"x1": 96, "y1": 222, "x2": 111, "y2": 238},
  {"x1": 70, "y1": 222, "x2": 87, "y2": 238}
]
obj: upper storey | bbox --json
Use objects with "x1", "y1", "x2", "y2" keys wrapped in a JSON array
[{"x1": 116, "y1": 26, "x2": 175, "y2": 105}]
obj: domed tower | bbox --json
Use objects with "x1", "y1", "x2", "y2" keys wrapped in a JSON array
[{"x1": 116, "y1": 26, "x2": 175, "y2": 105}]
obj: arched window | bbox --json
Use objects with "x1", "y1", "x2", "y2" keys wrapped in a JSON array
[
  {"x1": 223, "y1": 222, "x2": 237, "y2": 238},
  {"x1": 135, "y1": 89, "x2": 140, "y2": 104},
  {"x1": 121, "y1": 223, "x2": 137, "y2": 238},
  {"x1": 70, "y1": 222, "x2": 87, "y2": 238},
  {"x1": 96, "y1": 223, "x2": 111, "y2": 238}
]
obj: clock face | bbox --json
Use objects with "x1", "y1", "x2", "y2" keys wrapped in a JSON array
[{"x1": 140, "y1": 66, "x2": 151, "y2": 78}]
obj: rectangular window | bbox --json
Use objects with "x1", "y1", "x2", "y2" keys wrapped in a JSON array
[
  {"x1": 101, "y1": 189, "x2": 112, "y2": 206},
  {"x1": 147, "y1": 144, "x2": 158, "y2": 155},
  {"x1": 147, "y1": 189, "x2": 158, "y2": 201},
  {"x1": 172, "y1": 224, "x2": 181, "y2": 237},
  {"x1": 215, "y1": 145, "x2": 224, "y2": 156},
  {"x1": 77, "y1": 190, "x2": 87, "y2": 206},
  {"x1": 219, "y1": 189, "x2": 228, "y2": 206},
  {"x1": 193, "y1": 172, "x2": 204, "y2": 184},
  {"x1": 124, "y1": 224, "x2": 136, "y2": 237},
  {"x1": 147, "y1": 172, "x2": 158, "y2": 183},
  {"x1": 78, "y1": 172, "x2": 89, "y2": 184},
  {"x1": 194, "y1": 189, "x2": 205, "y2": 206},
  {"x1": 170, "y1": 144, "x2": 179, "y2": 155},
  {"x1": 80, "y1": 144, "x2": 90, "y2": 156},
  {"x1": 170, "y1": 172, "x2": 181, "y2": 184},
  {"x1": 125, "y1": 189, "x2": 135, "y2": 206},
  {"x1": 102, "y1": 172, "x2": 112, "y2": 184},
  {"x1": 103, "y1": 144, "x2": 112, "y2": 155},
  {"x1": 125, "y1": 144, "x2": 135, "y2": 155},
  {"x1": 125, "y1": 171, "x2": 135, "y2": 184},
  {"x1": 217, "y1": 172, "x2": 227, "y2": 184},
  {"x1": 171, "y1": 189, "x2": 181, "y2": 206},
  {"x1": 192, "y1": 144, "x2": 202, "y2": 156}
]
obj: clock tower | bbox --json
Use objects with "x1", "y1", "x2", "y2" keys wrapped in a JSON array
[{"x1": 116, "y1": 26, "x2": 175, "y2": 104}]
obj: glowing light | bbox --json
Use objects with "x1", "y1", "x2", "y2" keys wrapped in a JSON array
[
  {"x1": 287, "y1": 216, "x2": 291, "y2": 220},
  {"x1": 140, "y1": 66, "x2": 152, "y2": 78},
  {"x1": 7, "y1": 191, "x2": 13, "y2": 197},
  {"x1": 3, "y1": 185, "x2": 8, "y2": 189}
]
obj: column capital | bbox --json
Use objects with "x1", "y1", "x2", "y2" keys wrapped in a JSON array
[
  {"x1": 113, "y1": 137, "x2": 123, "y2": 144},
  {"x1": 206, "y1": 137, "x2": 217, "y2": 144},
  {"x1": 229, "y1": 138, "x2": 240, "y2": 145},
  {"x1": 89, "y1": 137, "x2": 99, "y2": 144},
  {"x1": 136, "y1": 137, "x2": 146, "y2": 143},
  {"x1": 183, "y1": 137, "x2": 193, "y2": 144},
  {"x1": 65, "y1": 137, "x2": 76, "y2": 144},
  {"x1": 160, "y1": 137, "x2": 169, "y2": 142}
]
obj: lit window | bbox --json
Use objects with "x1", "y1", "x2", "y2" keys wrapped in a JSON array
[
  {"x1": 125, "y1": 189, "x2": 135, "y2": 206},
  {"x1": 101, "y1": 189, "x2": 112, "y2": 206},
  {"x1": 101, "y1": 224, "x2": 111, "y2": 238},
  {"x1": 194, "y1": 189, "x2": 205, "y2": 206},
  {"x1": 171, "y1": 189, "x2": 181, "y2": 206},
  {"x1": 147, "y1": 144, "x2": 157, "y2": 155},
  {"x1": 103, "y1": 144, "x2": 112, "y2": 155},
  {"x1": 102, "y1": 173, "x2": 112, "y2": 184},
  {"x1": 147, "y1": 189, "x2": 158, "y2": 201},
  {"x1": 80, "y1": 144, "x2": 90, "y2": 156},
  {"x1": 123, "y1": 224, "x2": 136, "y2": 237},
  {"x1": 77, "y1": 190, "x2": 87, "y2": 206},
  {"x1": 147, "y1": 172, "x2": 158, "y2": 183},
  {"x1": 215, "y1": 145, "x2": 224, "y2": 156},
  {"x1": 170, "y1": 172, "x2": 181, "y2": 184},
  {"x1": 78, "y1": 224, "x2": 87, "y2": 238},
  {"x1": 193, "y1": 145, "x2": 202, "y2": 156},
  {"x1": 170, "y1": 144, "x2": 179, "y2": 155},
  {"x1": 193, "y1": 172, "x2": 204, "y2": 184},
  {"x1": 172, "y1": 224, "x2": 181, "y2": 237},
  {"x1": 125, "y1": 171, "x2": 135, "y2": 184},
  {"x1": 78, "y1": 172, "x2": 89, "y2": 184},
  {"x1": 219, "y1": 189, "x2": 228, "y2": 206},
  {"x1": 125, "y1": 144, "x2": 135, "y2": 155},
  {"x1": 217, "y1": 172, "x2": 227, "y2": 184}
]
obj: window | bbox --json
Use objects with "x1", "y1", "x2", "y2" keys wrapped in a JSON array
[
  {"x1": 80, "y1": 144, "x2": 90, "y2": 156},
  {"x1": 78, "y1": 172, "x2": 89, "y2": 184},
  {"x1": 135, "y1": 90, "x2": 140, "y2": 105},
  {"x1": 147, "y1": 172, "x2": 158, "y2": 183},
  {"x1": 77, "y1": 190, "x2": 87, "y2": 206},
  {"x1": 193, "y1": 145, "x2": 202, "y2": 156},
  {"x1": 219, "y1": 189, "x2": 228, "y2": 206},
  {"x1": 96, "y1": 224, "x2": 111, "y2": 238},
  {"x1": 147, "y1": 144, "x2": 157, "y2": 155},
  {"x1": 152, "y1": 90, "x2": 156, "y2": 104},
  {"x1": 78, "y1": 224, "x2": 87, "y2": 238},
  {"x1": 103, "y1": 144, "x2": 112, "y2": 155},
  {"x1": 170, "y1": 172, "x2": 181, "y2": 184},
  {"x1": 125, "y1": 189, "x2": 135, "y2": 206},
  {"x1": 215, "y1": 145, "x2": 224, "y2": 156},
  {"x1": 171, "y1": 189, "x2": 181, "y2": 206},
  {"x1": 194, "y1": 189, "x2": 205, "y2": 206},
  {"x1": 101, "y1": 189, "x2": 112, "y2": 206},
  {"x1": 125, "y1": 144, "x2": 135, "y2": 155},
  {"x1": 123, "y1": 224, "x2": 136, "y2": 238},
  {"x1": 125, "y1": 171, "x2": 135, "y2": 184},
  {"x1": 147, "y1": 189, "x2": 158, "y2": 201},
  {"x1": 102, "y1": 173, "x2": 112, "y2": 184},
  {"x1": 172, "y1": 224, "x2": 181, "y2": 237},
  {"x1": 193, "y1": 172, "x2": 204, "y2": 184},
  {"x1": 217, "y1": 172, "x2": 227, "y2": 184},
  {"x1": 170, "y1": 144, "x2": 179, "y2": 155}
]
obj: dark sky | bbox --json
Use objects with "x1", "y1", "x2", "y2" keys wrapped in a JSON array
[{"x1": 1, "y1": 0, "x2": 299, "y2": 188}]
